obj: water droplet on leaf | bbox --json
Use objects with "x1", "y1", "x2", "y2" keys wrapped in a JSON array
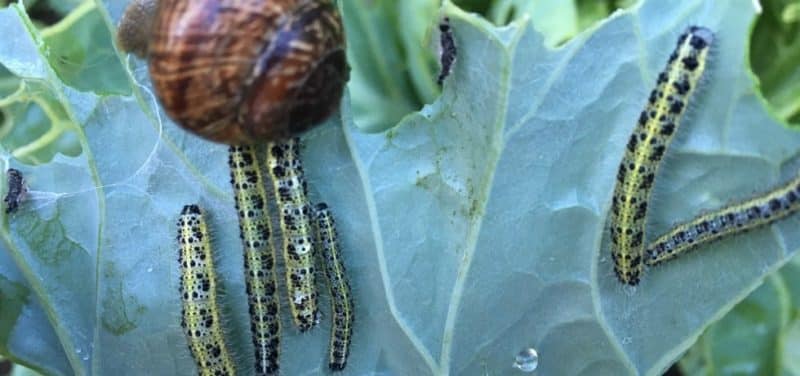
[{"x1": 513, "y1": 347, "x2": 539, "y2": 372}]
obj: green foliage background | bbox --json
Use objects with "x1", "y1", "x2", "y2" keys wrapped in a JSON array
[{"x1": 1, "y1": 0, "x2": 800, "y2": 375}]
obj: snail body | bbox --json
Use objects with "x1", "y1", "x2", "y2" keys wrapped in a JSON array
[
  {"x1": 116, "y1": 0, "x2": 157, "y2": 58},
  {"x1": 121, "y1": 0, "x2": 348, "y2": 144}
]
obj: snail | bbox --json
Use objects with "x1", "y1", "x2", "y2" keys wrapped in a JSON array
[{"x1": 118, "y1": 0, "x2": 348, "y2": 144}]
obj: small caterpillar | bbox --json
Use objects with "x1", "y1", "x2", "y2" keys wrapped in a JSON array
[
  {"x1": 437, "y1": 16, "x2": 457, "y2": 86},
  {"x1": 177, "y1": 204, "x2": 237, "y2": 376},
  {"x1": 610, "y1": 26, "x2": 714, "y2": 285},
  {"x1": 4, "y1": 168, "x2": 27, "y2": 214},
  {"x1": 312, "y1": 203, "x2": 354, "y2": 371},
  {"x1": 266, "y1": 138, "x2": 318, "y2": 331},
  {"x1": 228, "y1": 146, "x2": 281, "y2": 375},
  {"x1": 646, "y1": 172, "x2": 800, "y2": 266}
]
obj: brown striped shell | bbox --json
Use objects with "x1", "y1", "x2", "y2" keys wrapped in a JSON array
[{"x1": 143, "y1": 0, "x2": 347, "y2": 145}]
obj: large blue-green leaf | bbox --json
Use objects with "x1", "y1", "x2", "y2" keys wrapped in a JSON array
[{"x1": 2, "y1": 0, "x2": 800, "y2": 375}]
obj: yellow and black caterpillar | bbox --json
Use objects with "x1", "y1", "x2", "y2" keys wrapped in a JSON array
[
  {"x1": 266, "y1": 138, "x2": 318, "y2": 331},
  {"x1": 229, "y1": 145, "x2": 281, "y2": 375},
  {"x1": 177, "y1": 204, "x2": 237, "y2": 376},
  {"x1": 313, "y1": 203, "x2": 354, "y2": 371},
  {"x1": 610, "y1": 26, "x2": 713, "y2": 285},
  {"x1": 646, "y1": 172, "x2": 800, "y2": 266}
]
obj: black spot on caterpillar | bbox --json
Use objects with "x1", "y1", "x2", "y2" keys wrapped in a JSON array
[
  {"x1": 610, "y1": 26, "x2": 714, "y2": 285},
  {"x1": 437, "y1": 17, "x2": 457, "y2": 86},
  {"x1": 4, "y1": 168, "x2": 27, "y2": 214},
  {"x1": 266, "y1": 138, "x2": 318, "y2": 332},
  {"x1": 646, "y1": 172, "x2": 800, "y2": 266},
  {"x1": 177, "y1": 204, "x2": 237, "y2": 376},
  {"x1": 228, "y1": 145, "x2": 281, "y2": 375},
  {"x1": 312, "y1": 203, "x2": 354, "y2": 371}
]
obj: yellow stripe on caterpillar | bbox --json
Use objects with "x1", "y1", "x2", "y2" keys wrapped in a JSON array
[
  {"x1": 266, "y1": 138, "x2": 319, "y2": 331},
  {"x1": 229, "y1": 145, "x2": 281, "y2": 375},
  {"x1": 313, "y1": 203, "x2": 354, "y2": 372},
  {"x1": 646, "y1": 172, "x2": 800, "y2": 265},
  {"x1": 177, "y1": 204, "x2": 237, "y2": 376},
  {"x1": 610, "y1": 26, "x2": 714, "y2": 285}
]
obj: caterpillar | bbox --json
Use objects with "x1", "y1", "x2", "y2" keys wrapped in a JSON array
[
  {"x1": 4, "y1": 168, "x2": 27, "y2": 214},
  {"x1": 228, "y1": 146, "x2": 281, "y2": 375},
  {"x1": 176, "y1": 204, "x2": 237, "y2": 376},
  {"x1": 610, "y1": 26, "x2": 714, "y2": 285},
  {"x1": 646, "y1": 172, "x2": 800, "y2": 266},
  {"x1": 312, "y1": 203, "x2": 354, "y2": 371},
  {"x1": 437, "y1": 16, "x2": 456, "y2": 86},
  {"x1": 265, "y1": 138, "x2": 318, "y2": 331}
]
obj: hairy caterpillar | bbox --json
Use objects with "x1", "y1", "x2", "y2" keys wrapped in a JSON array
[
  {"x1": 177, "y1": 204, "x2": 237, "y2": 376},
  {"x1": 4, "y1": 168, "x2": 27, "y2": 214},
  {"x1": 228, "y1": 146, "x2": 281, "y2": 375},
  {"x1": 312, "y1": 203, "x2": 354, "y2": 371},
  {"x1": 437, "y1": 16, "x2": 456, "y2": 86},
  {"x1": 610, "y1": 26, "x2": 714, "y2": 285},
  {"x1": 646, "y1": 172, "x2": 800, "y2": 265},
  {"x1": 266, "y1": 138, "x2": 318, "y2": 331}
]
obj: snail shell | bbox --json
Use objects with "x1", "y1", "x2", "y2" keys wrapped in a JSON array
[{"x1": 146, "y1": 0, "x2": 348, "y2": 144}]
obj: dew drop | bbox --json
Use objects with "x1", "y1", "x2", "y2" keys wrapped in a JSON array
[{"x1": 513, "y1": 347, "x2": 539, "y2": 373}]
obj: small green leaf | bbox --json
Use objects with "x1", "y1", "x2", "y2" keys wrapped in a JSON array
[
  {"x1": 684, "y1": 276, "x2": 788, "y2": 374},
  {"x1": 750, "y1": 0, "x2": 800, "y2": 124},
  {"x1": 784, "y1": 318, "x2": 800, "y2": 374},
  {"x1": 680, "y1": 252, "x2": 800, "y2": 375},
  {"x1": 342, "y1": 0, "x2": 439, "y2": 132},
  {"x1": 40, "y1": 1, "x2": 129, "y2": 95},
  {"x1": 489, "y1": 0, "x2": 578, "y2": 46}
]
